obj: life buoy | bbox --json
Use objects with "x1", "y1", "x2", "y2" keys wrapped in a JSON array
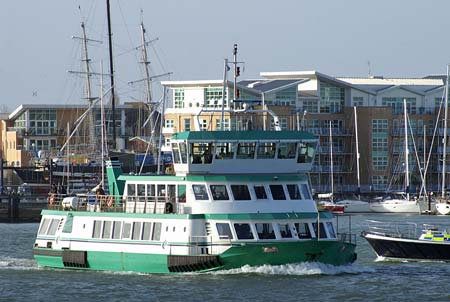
[
  {"x1": 49, "y1": 194, "x2": 55, "y2": 205},
  {"x1": 106, "y1": 195, "x2": 114, "y2": 207}
]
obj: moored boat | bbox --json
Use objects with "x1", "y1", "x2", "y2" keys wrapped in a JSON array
[
  {"x1": 32, "y1": 130, "x2": 357, "y2": 273},
  {"x1": 362, "y1": 219, "x2": 450, "y2": 261}
]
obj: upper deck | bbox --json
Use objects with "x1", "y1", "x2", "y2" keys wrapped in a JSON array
[{"x1": 169, "y1": 131, "x2": 317, "y2": 176}]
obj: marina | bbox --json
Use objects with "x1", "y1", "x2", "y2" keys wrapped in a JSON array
[{"x1": 2, "y1": 213, "x2": 450, "y2": 301}]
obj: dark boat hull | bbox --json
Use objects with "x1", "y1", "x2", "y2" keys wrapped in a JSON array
[{"x1": 362, "y1": 232, "x2": 450, "y2": 261}]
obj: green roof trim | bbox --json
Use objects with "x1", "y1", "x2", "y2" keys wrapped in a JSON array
[
  {"x1": 186, "y1": 174, "x2": 308, "y2": 182},
  {"x1": 41, "y1": 210, "x2": 331, "y2": 220},
  {"x1": 118, "y1": 175, "x2": 185, "y2": 182},
  {"x1": 171, "y1": 130, "x2": 316, "y2": 142}
]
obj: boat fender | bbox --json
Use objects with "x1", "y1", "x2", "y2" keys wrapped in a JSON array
[
  {"x1": 106, "y1": 195, "x2": 114, "y2": 207},
  {"x1": 49, "y1": 194, "x2": 55, "y2": 205}
]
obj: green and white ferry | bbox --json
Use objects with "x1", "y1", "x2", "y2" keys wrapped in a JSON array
[{"x1": 33, "y1": 130, "x2": 357, "y2": 273}]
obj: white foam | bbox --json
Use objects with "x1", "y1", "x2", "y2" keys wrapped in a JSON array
[
  {"x1": 0, "y1": 257, "x2": 39, "y2": 271},
  {"x1": 211, "y1": 262, "x2": 375, "y2": 276}
]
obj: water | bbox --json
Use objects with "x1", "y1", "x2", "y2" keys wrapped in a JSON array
[{"x1": 1, "y1": 214, "x2": 450, "y2": 302}]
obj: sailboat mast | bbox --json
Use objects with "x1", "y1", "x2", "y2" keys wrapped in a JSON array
[
  {"x1": 441, "y1": 65, "x2": 449, "y2": 198},
  {"x1": 80, "y1": 22, "x2": 96, "y2": 155},
  {"x1": 354, "y1": 106, "x2": 361, "y2": 199},
  {"x1": 106, "y1": 0, "x2": 116, "y2": 150},
  {"x1": 403, "y1": 99, "x2": 410, "y2": 200},
  {"x1": 329, "y1": 122, "x2": 334, "y2": 201}
]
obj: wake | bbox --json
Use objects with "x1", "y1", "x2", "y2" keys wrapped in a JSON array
[{"x1": 0, "y1": 257, "x2": 39, "y2": 271}]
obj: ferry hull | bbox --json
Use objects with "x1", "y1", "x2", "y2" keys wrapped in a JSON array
[{"x1": 33, "y1": 240, "x2": 356, "y2": 274}]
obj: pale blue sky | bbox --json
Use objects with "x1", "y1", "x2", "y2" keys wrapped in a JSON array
[{"x1": 0, "y1": 0, "x2": 449, "y2": 110}]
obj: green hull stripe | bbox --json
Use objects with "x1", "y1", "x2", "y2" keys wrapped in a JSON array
[{"x1": 33, "y1": 240, "x2": 355, "y2": 274}]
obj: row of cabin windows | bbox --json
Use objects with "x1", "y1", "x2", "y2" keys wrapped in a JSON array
[
  {"x1": 127, "y1": 183, "x2": 186, "y2": 202},
  {"x1": 38, "y1": 218, "x2": 62, "y2": 236},
  {"x1": 171, "y1": 141, "x2": 316, "y2": 165},
  {"x1": 216, "y1": 221, "x2": 335, "y2": 241},
  {"x1": 92, "y1": 220, "x2": 164, "y2": 242},
  {"x1": 192, "y1": 183, "x2": 312, "y2": 201}
]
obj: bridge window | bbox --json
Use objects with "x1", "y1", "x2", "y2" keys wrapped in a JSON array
[
  {"x1": 237, "y1": 143, "x2": 256, "y2": 159},
  {"x1": 215, "y1": 143, "x2": 235, "y2": 159},
  {"x1": 253, "y1": 185, "x2": 267, "y2": 199},
  {"x1": 278, "y1": 224, "x2": 293, "y2": 238},
  {"x1": 269, "y1": 185, "x2": 286, "y2": 200},
  {"x1": 210, "y1": 185, "x2": 229, "y2": 200},
  {"x1": 256, "y1": 142, "x2": 276, "y2": 159},
  {"x1": 287, "y1": 184, "x2": 301, "y2": 200},
  {"x1": 179, "y1": 143, "x2": 188, "y2": 163},
  {"x1": 172, "y1": 143, "x2": 181, "y2": 164},
  {"x1": 295, "y1": 222, "x2": 312, "y2": 239},
  {"x1": 192, "y1": 185, "x2": 209, "y2": 200},
  {"x1": 297, "y1": 142, "x2": 315, "y2": 163},
  {"x1": 178, "y1": 184, "x2": 186, "y2": 203},
  {"x1": 216, "y1": 223, "x2": 234, "y2": 239},
  {"x1": 234, "y1": 223, "x2": 254, "y2": 239},
  {"x1": 255, "y1": 223, "x2": 276, "y2": 239},
  {"x1": 231, "y1": 185, "x2": 251, "y2": 200},
  {"x1": 38, "y1": 218, "x2": 50, "y2": 235},
  {"x1": 278, "y1": 143, "x2": 296, "y2": 159},
  {"x1": 190, "y1": 143, "x2": 212, "y2": 164}
]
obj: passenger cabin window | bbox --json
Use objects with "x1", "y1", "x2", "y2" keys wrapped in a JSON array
[
  {"x1": 278, "y1": 224, "x2": 293, "y2": 238},
  {"x1": 147, "y1": 184, "x2": 156, "y2": 200},
  {"x1": 102, "y1": 221, "x2": 112, "y2": 239},
  {"x1": 137, "y1": 184, "x2": 145, "y2": 197},
  {"x1": 132, "y1": 222, "x2": 142, "y2": 240},
  {"x1": 297, "y1": 142, "x2": 315, "y2": 163},
  {"x1": 112, "y1": 221, "x2": 122, "y2": 239},
  {"x1": 38, "y1": 218, "x2": 50, "y2": 235},
  {"x1": 93, "y1": 220, "x2": 102, "y2": 238},
  {"x1": 300, "y1": 184, "x2": 312, "y2": 200},
  {"x1": 192, "y1": 185, "x2": 209, "y2": 200},
  {"x1": 178, "y1": 184, "x2": 186, "y2": 203},
  {"x1": 257, "y1": 142, "x2": 275, "y2": 159},
  {"x1": 127, "y1": 184, "x2": 136, "y2": 196},
  {"x1": 231, "y1": 185, "x2": 251, "y2": 200},
  {"x1": 210, "y1": 185, "x2": 229, "y2": 200},
  {"x1": 269, "y1": 185, "x2": 286, "y2": 200},
  {"x1": 157, "y1": 184, "x2": 166, "y2": 201},
  {"x1": 287, "y1": 184, "x2": 301, "y2": 200},
  {"x1": 216, "y1": 223, "x2": 234, "y2": 239},
  {"x1": 142, "y1": 222, "x2": 152, "y2": 240},
  {"x1": 152, "y1": 222, "x2": 162, "y2": 241},
  {"x1": 326, "y1": 222, "x2": 336, "y2": 238},
  {"x1": 234, "y1": 223, "x2": 254, "y2": 239},
  {"x1": 122, "y1": 222, "x2": 132, "y2": 239},
  {"x1": 278, "y1": 143, "x2": 297, "y2": 159},
  {"x1": 237, "y1": 143, "x2": 256, "y2": 159},
  {"x1": 295, "y1": 222, "x2": 312, "y2": 239},
  {"x1": 172, "y1": 143, "x2": 181, "y2": 164},
  {"x1": 254, "y1": 185, "x2": 267, "y2": 199},
  {"x1": 312, "y1": 222, "x2": 327, "y2": 239},
  {"x1": 255, "y1": 223, "x2": 276, "y2": 239}
]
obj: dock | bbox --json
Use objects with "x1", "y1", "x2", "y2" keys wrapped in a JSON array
[{"x1": 0, "y1": 195, "x2": 47, "y2": 223}]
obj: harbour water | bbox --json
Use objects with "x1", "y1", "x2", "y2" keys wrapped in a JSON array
[{"x1": 1, "y1": 214, "x2": 450, "y2": 302}]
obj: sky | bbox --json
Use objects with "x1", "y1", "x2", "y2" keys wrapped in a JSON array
[{"x1": 1, "y1": 0, "x2": 450, "y2": 111}]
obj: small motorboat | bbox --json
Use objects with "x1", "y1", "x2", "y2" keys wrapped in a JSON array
[{"x1": 362, "y1": 220, "x2": 450, "y2": 261}]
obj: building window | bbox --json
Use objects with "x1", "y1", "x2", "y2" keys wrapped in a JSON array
[
  {"x1": 204, "y1": 88, "x2": 223, "y2": 108},
  {"x1": 165, "y1": 119, "x2": 174, "y2": 128},
  {"x1": 28, "y1": 109, "x2": 57, "y2": 135},
  {"x1": 199, "y1": 119, "x2": 208, "y2": 131},
  {"x1": 372, "y1": 175, "x2": 388, "y2": 190},
  {"x1": 372, "y1": 137, "x2": 388, "y2": 152},
  {"x1": 274, "y1": 86, "x2": 297, "y2": 106},
  {"x1": 302, "y1": 98, "x2": 319, "y2": 113},
  {"x1": 372, "y1": 119, "x2": 388, "y2": 134},
  {"x1": 352, "y1": 97, "x2": 363, "y2": 107},
  {"x1": 215, "y1": 118, "x2": 230, "y2": 131},
  {"x1": 184, "y1": 118, "x2": 191, "y2": 131},
  {"x1": 174, "y1": 89, "x2": 185, "y2": 108},
  {"x1": 382, "y1": 97, "x2": 416, "y2": 114},
  {"x1": 319, "y1": 82, "x2": 344, "y2": 113},
  {"x1": 372, "y1": 156, "x2": 388, "y2": 171}
]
